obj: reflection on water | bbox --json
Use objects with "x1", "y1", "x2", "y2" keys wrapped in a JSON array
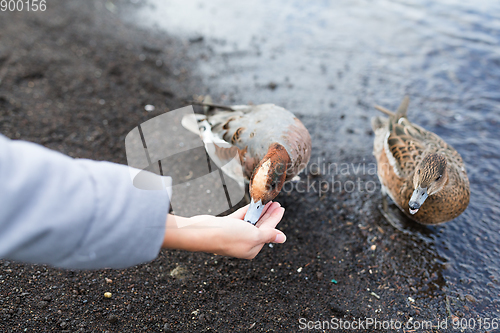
[{"x1": 125, "y1": 0, "x2": 500, "y2": 317}]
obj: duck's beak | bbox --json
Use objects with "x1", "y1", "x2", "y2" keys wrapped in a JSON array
[
  {"x1": 244, "y1": 198, "x2": 265, "y2": 225},
  {"x1": 408, "y1": 186, "x2": 428, "y2": 215}
]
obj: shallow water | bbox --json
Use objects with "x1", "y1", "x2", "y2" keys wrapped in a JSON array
[{"x1": 125, "y1": 0, "x2": 500, "y2": 318}]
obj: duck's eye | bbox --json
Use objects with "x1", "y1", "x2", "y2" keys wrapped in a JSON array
[
  {"x1": 417, "y1": 170, "x2": 420, "y2": 175},
  {"x1": 436, "y1": 175, "x2": 442, "y2": 181}
]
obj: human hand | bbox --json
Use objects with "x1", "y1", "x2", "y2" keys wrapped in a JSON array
[{"x1": 162, "y1": 202, "x2": 286, "y2": 259}]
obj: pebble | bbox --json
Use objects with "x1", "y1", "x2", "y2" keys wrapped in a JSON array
[
  {"x1": 42, "y1": 295, "x2": 52, "y2": 302},
  {"x1": 170, "y1": 265, "x2": 189, "y2": 280},
  {"x1": 107, "y1": 314, "x2": 119, "y2": 324},
  {"x1": 465, "y1": 294, "x2": 476, "y2": 303},
  {"x1": 104, "y1": 292, "x2": 112, "y2": 298},
  {"x1": 105, "y1": 278, "x2": 112, "y2": 283},
  {"x1": 267, "y1": 82, "x2": 277, "y2": 90},
  {"x1": 38, "y1": 301, "x2": 48, "y2": 308}
]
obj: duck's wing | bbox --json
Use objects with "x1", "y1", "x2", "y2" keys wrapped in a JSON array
[
  {"x1": 385, "y1": 116, "x2": 428, "y2": 178},
  {"x1": 181, "y1": 113, "x2": 247, "y2": 184},
  {"x1": 205, "y1": 105, "x2": 274, "y2": 178}
]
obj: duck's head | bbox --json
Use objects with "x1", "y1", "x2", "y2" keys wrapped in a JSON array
[
  {"x1": 244, "y1": 143, "x2": 290, "y2": 225},
  {"x1": 409, "y1": 153, "x2": 448, "y2": 214}
]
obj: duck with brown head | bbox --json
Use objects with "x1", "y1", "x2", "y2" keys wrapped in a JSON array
[{"x1": 185, "y1": 101, "x2": 312, "y2": 225}]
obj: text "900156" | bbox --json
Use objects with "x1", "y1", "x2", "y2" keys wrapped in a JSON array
[{"x1": 1, "y1": 0, "x2": 46, "y2": 11}]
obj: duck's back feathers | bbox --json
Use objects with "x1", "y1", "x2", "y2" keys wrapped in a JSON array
[{"x1": 206, "y1": 104, "x2": 311, "y2": 180}]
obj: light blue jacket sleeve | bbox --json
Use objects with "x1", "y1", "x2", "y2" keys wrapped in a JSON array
[{"x1": 0, "y1": 134, "x2": 171, "y2": 269}]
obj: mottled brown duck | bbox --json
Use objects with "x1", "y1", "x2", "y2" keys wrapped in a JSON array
[{"x1": 371, "y1": 96, "x2": 470, "y2": 225}]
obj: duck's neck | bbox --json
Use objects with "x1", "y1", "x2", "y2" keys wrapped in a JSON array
[{"x1": 265, "y1": 143, "x2": 290, "y2": 166}]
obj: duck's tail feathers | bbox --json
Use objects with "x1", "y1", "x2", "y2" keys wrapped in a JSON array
[
  {"x1": 395, "y1": 95, "x2": 410, "y2": 118},
  {"x1": 374, "y1": 105, "x2": 395, "y2": 117},
  {"x1": 374, "y1": 95, "x2": 410, "y2": 119}
]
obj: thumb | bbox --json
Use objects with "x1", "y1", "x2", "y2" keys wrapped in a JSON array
[{"x1": 260, "y1": 229, "x2": 287, "y2": 244}]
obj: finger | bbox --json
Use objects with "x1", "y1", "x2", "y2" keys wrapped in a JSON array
[
  {"x1": 255, "y1": 202, "x2": 281, "y2": 227},
  {"x1": 257, "y1": 206, "x2": 285, "y2": 230},
  {"x1": 259, "y1": 228, "x2": 287, "y2": 244},
  {"x1": 260, "y1": 201, "x2": 274, "y2": 217}
]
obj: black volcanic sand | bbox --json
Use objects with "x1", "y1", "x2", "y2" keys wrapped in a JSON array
[{"x1": 0, "y1": 1, "x2": 475, "y2": 332}]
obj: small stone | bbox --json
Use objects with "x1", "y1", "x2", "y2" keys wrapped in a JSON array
[
  {"x1": 38, "y1": 301, "x2": 48, "y2": 308},
  {"x1": 267, "y1": 82, "x2": 277, "y2": 90},
  {"x1": 189, "y1": 36, "x2": 204, "y2": 43},
  {"x1": 105, "y1": 278, "x2": 112, "y2": 284},
  {"x1": 144, "y1": 104, "x2": 155, "y2": 112},
  {"x1": 370, "y1": 245, "x2": 376, "y2": 251},
  {"x1": 60, "y1": 321, "x2": 68, "y2": 328},
  {"x1": 465, "y1": 294, "x2": 476, "y2": 303},
  {"x1": 169, "y1": 265, "x2": 189, "y2": 280},
  {"x1": 107, "y1": 314, "x2": 119, "y2": 324},
  {"x1": 104, "y1": 292, "x2": 112, "y2": 298},
  {"x1": 42, "y1": 295, "x2": 52, "y2": 302}
]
